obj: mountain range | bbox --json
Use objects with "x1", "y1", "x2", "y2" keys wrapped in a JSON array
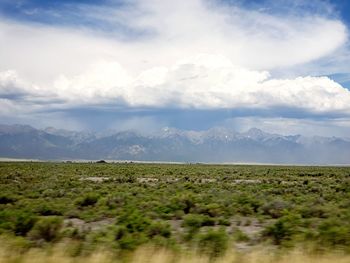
[{"x1": 0, "y1": 124, "x2": 349, "y2": 164}]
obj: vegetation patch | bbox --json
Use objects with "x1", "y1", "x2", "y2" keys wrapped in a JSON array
[{"x1": 0, "y1": 162, "x2": 349, "y2": 258}]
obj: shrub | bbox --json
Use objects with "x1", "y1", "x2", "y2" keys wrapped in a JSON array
[
  {"x1": 147, "y1": 221, "x2": 171, "y2": 238},
  {"x1": 117, "y1": 209, "x2": 153, "y2": 239},
  {"x1": 29, "y1": 216, "x2": 63, "y2": 242},
  {"x1": 75, "y1": 193, "x2": 99, "y2": 207},
  {"x1": 236, "y1": 195, "x2": 262, "y2": 214},
  {"x1": 201, "y1": 203, "x2": 222, "y2": 217},
  {"x1": 218, "y1": 218, "x2": 231, "y2": 226},
  {"x1": 0, "y1": 210, "x2": 16, "y2": 231},
  {"x1": 176, "y1": 194, "x2": 196, "y2": 214},
  {"x1": 237, "y1": 204, "x2": 254, "y2": 216},
  {"x1": 299, "y1": 205, "x2": 327, "y2": 219},
  {"x1": 36, "y1": 203, "x2": 63, "y2": 216},
  {"x1": 198, "y1": 228, "x2": 229, "y2": 258},
  {"x1": 182, "y1": 214, "x2": 204, "y2": 229},
  {"x1": 232, "y1": 228, "x2": 250, "y2": 242},
  {"x1": 0, "y1": 194, "x2": 16, "y2": 204},
  {"x1": 125, "y1": 214, "x2": 151, "y2": 233},
  {"x1": 14, "y1": 213, "x2": 37, "y2": 236},
  {"x1": 261, "y1": 200, "x2": 290, "y2": 219},
  {"x1": 182, "y1": 214, "x2": 208, "y2": 241},
  {"x1": 113, "y1": 224, "x2": 148, "y2": 250},
  {"x1": 263, "y1": 213, "x2": 301, "y2": 245},
  {"x1": 318, "y1": 219, "x2": 350, "y2": 247},
  {"x1": 114, "y1": 226, "x2": 128, "y2": 241},
  {"x1": 118, "y1": 232, "x2": 144, "y2": 250}
]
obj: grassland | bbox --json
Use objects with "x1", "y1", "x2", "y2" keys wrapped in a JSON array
[{"x1": 0, "y1": 162, "x2": 349, "y2": 262}]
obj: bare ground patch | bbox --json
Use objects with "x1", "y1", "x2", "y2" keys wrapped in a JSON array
[{"x1": 64, "y1": 218, "x2": 114, "y2": 232}]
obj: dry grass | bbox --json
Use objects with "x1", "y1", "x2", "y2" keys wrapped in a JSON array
[{"x1": 1, "y1": 243, "x2": 350, "y2": 263}]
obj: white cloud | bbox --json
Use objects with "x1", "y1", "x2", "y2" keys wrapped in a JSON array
[
  {"x1": 0, "y1": 98, "x2": 21, "y2": 116},
  {"x1": 0, "y1": 0, "x2": 349, "y2": 125},
  {"x1": 53, "y1": 54, "x2": 350, "y2": 113},
  {"x1": 0, "y1": 70, "x2": 33, "y2": 96},
  {"x1": 130, "y1": 0, "x2": 347, "y2": 69},
  {"x1": 0, "y1": 0, "x2": 347, "y2": 80},
  {"x1": 1, "y1": 54, "x2": 350, "y2": 115}
]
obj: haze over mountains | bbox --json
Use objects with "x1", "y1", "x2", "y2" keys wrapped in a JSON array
[{"x1": 0, "y1": 124, "x2": 349, "y2": 164}]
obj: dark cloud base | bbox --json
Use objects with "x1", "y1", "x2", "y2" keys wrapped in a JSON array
[{"x1": 40, "y1": 106, "x2": 350, "y2": 131}]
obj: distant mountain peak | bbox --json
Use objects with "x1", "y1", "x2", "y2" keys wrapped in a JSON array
[
  {"x1": 0, "y1": 124, "x2": 35, "y2": 134},
  {"x1": 242, "y1": 127, "x2": 270, "y2": 139},
  {"x1": 0, "y1": 123, "x2": 349, "y2": 164},
  {"x1": 246, "y1": 127, "x2": 264, "y2": 134}
]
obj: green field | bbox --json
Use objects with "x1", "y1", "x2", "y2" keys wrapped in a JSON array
[{"x1": 0, "y1": 162, "x2": 350, "y2": 261}]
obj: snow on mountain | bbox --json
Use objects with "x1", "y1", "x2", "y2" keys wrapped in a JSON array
[{"x1": 0, "y1": 124, "x2": 349, "y2": 164}]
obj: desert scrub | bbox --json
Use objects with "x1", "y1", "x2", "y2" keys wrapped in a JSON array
[
  {"x1": 28, "y1": 216, "x2": 63, "y2": 242},
  {"x1": 75, "y1": 193, "x2": 100, "y2": 207},
  {"x1": 262, "y1": 213, "x2": 302, "y2": 246},
  {"x1": 198, "y1": 228, "x2": 229, "y2": 258},
  {"x1": 0, "y1": 162, "x2": 350, "y2": 254}
]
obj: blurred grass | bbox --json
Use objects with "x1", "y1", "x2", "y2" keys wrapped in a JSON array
[{"x1": 1, "y1": 244, "x2": 350, "y2": 263}]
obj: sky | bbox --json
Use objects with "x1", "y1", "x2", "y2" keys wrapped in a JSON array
[{"x1": 1, "y1": 0, "x2": 350, "y2": 136}]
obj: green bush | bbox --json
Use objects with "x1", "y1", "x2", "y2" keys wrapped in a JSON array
[
  {"x1": 0, "y1": 210, "x2": 16, "y2": 231},
  {"x1": 118, "y1": 232, "x2": 144, "y2": 250},
  {"x1": 114, "y1": 226, "x2": 128, "y2": 241},
  {"x1": 202, "y1": 216, "x2": 216, "y2": 226},
  {"x1": 236, "y1": 195, "x2": 262, "y2": 214},
  {"x1": 263, "y1": 213, "x2": 301, "y2": 245},
  {"x1": 218, "y1": 218, "x2": 231, "y2": 226},
  {"x1": 29, "y1": 216, "x2": 63, "y2": 242},
  {"x1": 198, "y1": 228, "x2": 229, "y2": 258},
  {"x1": 147, "y1": 221, "x2": 171, "y2": 238},
  {"x1": 75, "y1": 193, "x2": 100, "y2": 207},
  {"x1": 182, "y1": 214, "x2": 204, "y2": 229},
  {"x1": 36, "y1": 203, "x2": 63, "y2": 216},
  {"x1": 176, "y1": 194, "x2": 196, "y2": 214},
  {"x1": 232, "y1": 228, "x2": 250, "y2": 242},
  {"x1": 317, "y1": 219, "x2": 350, "y2": 247},
  {"x1": 112, "y1": 223, "x2": 149, "y2": 250},
  {"x1": 119, "y1": 211, "x2": 151, "y2": 233},
  {"x1": 0, "y1": 194, "x2": 17, "y2": 204},
  {"x1": 261, "y1": 200, "x2": 290, "y2": 219},
  {"x1": 14, "y1": 213, "x2": 37, "y2": 236},
  {"x1": 299, "y1": 205, "x2": 327, "y2": 218},
  {"x1": 201, "y1": 203, "x2": 222, "y2": 217}
]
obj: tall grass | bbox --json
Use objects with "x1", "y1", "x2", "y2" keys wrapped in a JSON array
[{"x1": 1, "y1": 244, "x2": 350, "y2": 263}]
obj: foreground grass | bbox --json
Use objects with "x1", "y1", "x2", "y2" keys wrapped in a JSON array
[{"x1": 1, "y1": 244, "x2": 350, "y2": 263}]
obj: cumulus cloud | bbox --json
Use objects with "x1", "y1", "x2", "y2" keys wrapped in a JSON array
[
  {"x1": 0, "y1": 70, "x2": 33, "y2": 97},
  {"x1": 0, "y1": 0, "x2": 349, "y2": 131},
  {"x1": 1, "y1": 54, "x2": 350, "y2": 115}
]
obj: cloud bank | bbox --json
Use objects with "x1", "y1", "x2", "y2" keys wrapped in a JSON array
[
  {"x1": 1, "y1": 54, "x2": 350, "y2": 115},
  {"x1": 0, "y1": 0, "x2": 349, "y2": 133}
]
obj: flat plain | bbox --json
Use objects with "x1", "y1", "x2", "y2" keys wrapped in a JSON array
[{"x1": 0, "y1": 162, "x2": 349, "y2": 262}]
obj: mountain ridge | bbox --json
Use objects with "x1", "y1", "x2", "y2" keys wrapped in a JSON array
[{"x1": 0, "y1": 124, "x2": 349, "y2": 164}]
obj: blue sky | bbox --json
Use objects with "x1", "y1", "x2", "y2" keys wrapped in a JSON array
[
  {"x1": 1, "y1": 0, "x2": 350, "y2": 43},
  {"x1": 0, "y1": 0, "x2": 350, "y2": 136}
]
